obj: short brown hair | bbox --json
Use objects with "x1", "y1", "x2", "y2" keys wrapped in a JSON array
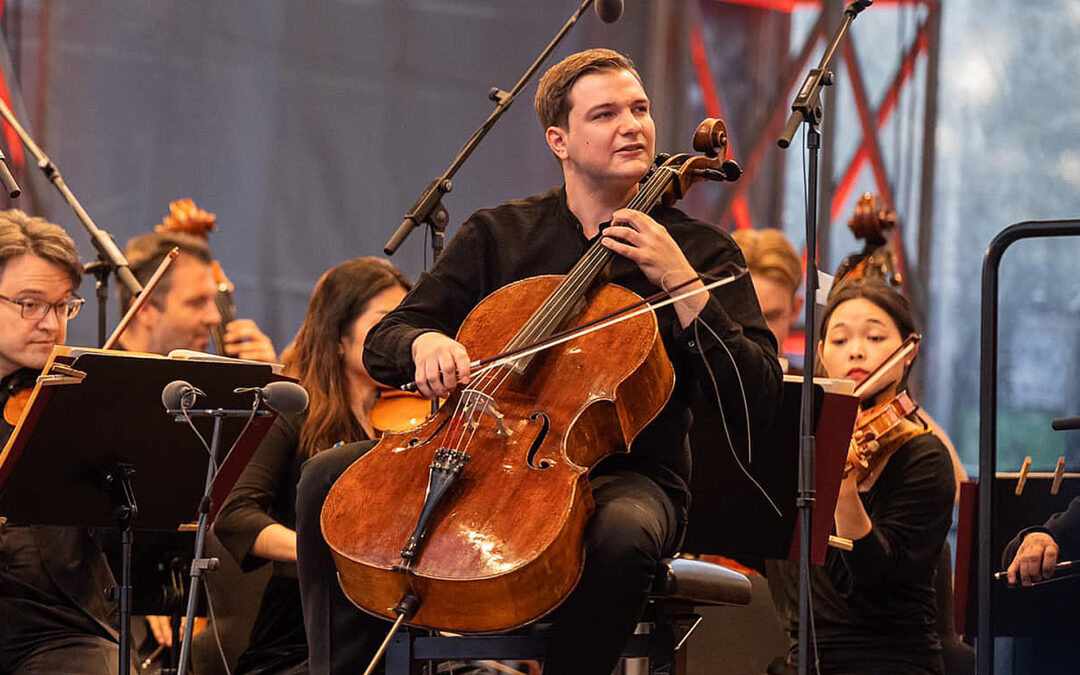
[
  {"x1": 534, "y1": 48, "x2": 642, "y2": 130},
  {"x1": 120, "y1": 231, "x2": 213, "y2": 309},
  {"x1": 0, "y1": 209, "x2": 82, "y2": 288},
  {"x1": 732, "y1": 228, "x2": 802, "y2": 295}
]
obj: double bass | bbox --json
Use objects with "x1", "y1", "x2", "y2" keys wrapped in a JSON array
[
  {"x1": 155, "y1": 199, "x2": 238, "y2": 354},
  {"x1": 321, "y1": 119, "x2": 738, "y2": 632}
]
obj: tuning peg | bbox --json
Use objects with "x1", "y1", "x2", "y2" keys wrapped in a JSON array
[{"x1": 654, "y1": 152, "x2": 671, "y2": 166}]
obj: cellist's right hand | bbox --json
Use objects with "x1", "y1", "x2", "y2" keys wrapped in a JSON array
[{"x1": 411, "y1": 331, "x2": 472, "y2": 399}]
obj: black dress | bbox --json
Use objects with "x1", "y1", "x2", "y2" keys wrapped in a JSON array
[
  {"x1": 766, "y1": 432, "x2": 956, "y2": 675},
  {"x1": 216, "y1": 411, "x2": 349, "y2": 675}
]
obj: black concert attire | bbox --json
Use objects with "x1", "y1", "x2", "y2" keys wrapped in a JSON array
[
  {"x1": 0, "y1": 368, "x2": 123, "y2": 674},
  {"x1": 294, "y1": 186, "x2": 782, "y2": 675},
  {"x1": 766, "y1": 432, "x2": 956, "y2": 675},
  {"x1": 215, "y1": 412, "x2": 322, "y2": 675},
  {"x1": 1003, "y1": 495, "x2": 1080, "y2": 566}
]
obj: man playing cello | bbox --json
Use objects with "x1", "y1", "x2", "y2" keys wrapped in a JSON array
[{"x1": 296, "y1": 48, "x2": 782, "y2": 674}]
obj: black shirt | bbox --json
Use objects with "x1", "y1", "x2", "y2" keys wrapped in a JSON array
[
  {"x1": 363, "y1": 186, "x2": 782, "y2": 502},
  {"x1": 215, "y1": 412, "x2": 307, "y2": 577},
  {"x1": 1, "y1": 368, "x2": 116, "y2": 656},
  {"x1": 767, "y1": 432, "x2": 957, "y2": 674}
]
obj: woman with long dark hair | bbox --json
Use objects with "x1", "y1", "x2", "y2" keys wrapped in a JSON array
[
  {"x1": 214, "y1": 257, "x2": 409, "y2": 674},
  {"x1": 767, "y1": 278, "x2": 955, "y2": 675}
]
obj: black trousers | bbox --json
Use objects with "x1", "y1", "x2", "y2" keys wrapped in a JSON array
[
  {"x1": 295, "y1": 442, "x2": 682, "y2": 675},
  {"x1": 1, "y1": 635, "x2": 121, "y2": 675}
]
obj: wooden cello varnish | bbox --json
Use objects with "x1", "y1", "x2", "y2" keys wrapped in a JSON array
[{"x1": 321, "y1": 119, "x2": 734, "y2": 632}]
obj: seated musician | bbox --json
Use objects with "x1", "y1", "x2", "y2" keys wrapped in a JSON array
[
  {"x1": 117, "y1": 230, "x2": 276, "y2": 362},
  {"x1": 1004, "y1": 495, "x2": 1080, "y2": 585},
  {"x1": 766, "y1": 278, "x2": 955, "y2": 675},
  {"x1": 294, "y1": 48, "x2": 782, "y2": 675},
  {"x1": 117, "y1": 228, "x2": 277, "y2": 660},
  {"x1": 731, "y1": 227, "x2": 802, "y2": 372},
  {"x1": 0, "y1": 209, "x2": 127, "y2": 673},
  {"x1": 214, "y1": 258, "x2": 409, "y2": 675}
]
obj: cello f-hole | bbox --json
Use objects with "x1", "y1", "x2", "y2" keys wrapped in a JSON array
[{"x1": 526, "y1": 412, "x2": 552, "y2": 469}]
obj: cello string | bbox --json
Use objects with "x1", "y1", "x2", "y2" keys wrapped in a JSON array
[
  {"x1": 451, "y1": 174, "x2": 671, "y2": 445},
  {"x1": 493, "y1": 168, "x2": 672, "y2": 363},
  {"x1": 436, "y1": 167, "x2": 677, "y2": 453}
]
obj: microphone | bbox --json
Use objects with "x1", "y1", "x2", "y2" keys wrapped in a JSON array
[
  {"x1": 1052, "y1": 416, "x2": 1080, "y2": 431},
  {"x1": 162, "y1": 380, "x2": 205, "y2": 410},
  {"x1": 234, "y1": 381, "x2": 309, "y2": 415},
  {"x1": 844, "y1": 0, "x2": 872, "y2": 17},
  {"x1": 594, "y1": 0, "x2": 624, "y2": 23}
]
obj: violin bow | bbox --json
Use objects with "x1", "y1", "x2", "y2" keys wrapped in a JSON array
[
  {"x1": 103, "y1": 247, "x2": 180, "y2": 350},
  {"x1": 851, "y1": 333, "x2": 921, "y2": 400}
]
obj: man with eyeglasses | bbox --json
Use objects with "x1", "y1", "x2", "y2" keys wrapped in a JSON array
[{"x1": 0, "y1": 208, "x2": 127, "y2": 674}]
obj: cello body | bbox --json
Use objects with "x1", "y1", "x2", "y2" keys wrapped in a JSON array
[
  {"x1": 321, "y1": 275, "x2": 673, "y2": 632},
  {"x1": 321, "y1": 118, "x2": 735, "y2": 633}
]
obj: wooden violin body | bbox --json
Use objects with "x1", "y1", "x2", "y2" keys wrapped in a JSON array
[
  {"x1": 369, "y1": 388, "x2": 432, "y2": 435},
  {"x1": 321, "y1": 276, "x2": 673, "y2": 631},
  {"x1": 845, "y1": 390, "x2": 922, "y2": 482}
]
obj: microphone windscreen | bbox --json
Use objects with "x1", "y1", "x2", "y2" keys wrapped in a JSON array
[
  {"x1": 162, "y1": 380, "x2": 193, "y2": 410},
  {"x1": 262, "y1": 381, "x2": 309, "y2": 415},
  {"x1": 594, "y1": 0, "x2": 624, "y2": 23}
]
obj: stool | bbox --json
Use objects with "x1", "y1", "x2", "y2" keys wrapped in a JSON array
[{"x1": 385, "y1": 557, "x2": 752, "y2": 674}]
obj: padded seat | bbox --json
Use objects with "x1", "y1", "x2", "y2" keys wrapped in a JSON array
[
  {"x1": 385, "y1": 557, "x2": 752, "y2": 674},
  {"x1": 651, "y1": 556, "x2": 753, "y2": 606}
]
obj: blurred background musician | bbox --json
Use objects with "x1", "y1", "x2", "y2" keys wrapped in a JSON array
[
  {"x1": 1004, "y1": 495, "x2": 1080, "y2": 586},
  {"x1": 766, "y1": 278, "x2": 956, "y2": 675},
  {"x1": 731, "y1": 227, "x2": 803, "y2": 373},
  {"x1": 214, "y1": 257, "x2": 409, "y2": 675},
  {"x1": 0, "y1": 209, "x2": 127, "y2": 674},
  {"x1": 117, "y1": 223, "x2": 276, "y2": 362},
  {"x1": 116, "y1": 211, "x2": 278, "y2": 671}
]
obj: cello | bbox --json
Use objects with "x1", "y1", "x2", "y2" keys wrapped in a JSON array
[{"x1": 321, "y1": 119, "x2": 738, "y2": 633}]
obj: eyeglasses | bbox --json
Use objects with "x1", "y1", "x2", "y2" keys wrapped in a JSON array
[{"x1": 0, "y1": 293, "x2": 85, "y2": 321}]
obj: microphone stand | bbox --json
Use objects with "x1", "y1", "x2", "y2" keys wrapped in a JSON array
[
  {"x1": 776, "y1": 3, "x2": 871, "y2": 675},
  {"x1": 166, "y1": 402, "x2": 274, "y2": 675},
  {"x1": 0, "y1": 96, "x2": 143, "y2": 347},
  {"x1": 383, "y1": 0, "x2": 606, "y2": 260}
]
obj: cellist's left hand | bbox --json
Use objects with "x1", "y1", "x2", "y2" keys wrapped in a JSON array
[{"x1": 601, "y1": 209, "x2": 706, "y2": 327}]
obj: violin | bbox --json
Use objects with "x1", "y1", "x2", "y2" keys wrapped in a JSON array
[
  {"x1": 156, "y1": 199, "x2": 238, "y2": 353},
  {"x1": 321, "y1": 118, "x2": 737, "y2": 632},
  {"x1": 369, "y1": 387, "x2": 431, "y2": 435},
  {"x1": 844, "y1": 334, "x2": 927, "y2": 484},
  {"x1": 835, "y1": 192, "x2": 902, "y2": 287},
  {"x1": 2, "y1": 374, "x2": 34, "y2": 427}
]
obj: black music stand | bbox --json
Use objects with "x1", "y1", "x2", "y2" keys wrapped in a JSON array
[
  {"x1": 0, "y1": 347, "x2": 279, "y2": 675},
  {"x1": 685, "y1": 378, "x2": 858, "y2": 565}
]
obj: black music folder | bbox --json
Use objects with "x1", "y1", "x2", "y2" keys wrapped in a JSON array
[
  {"x1": 684, "y1": 377, "x2": 858, "y2": 565},
  {"x1": 0, "y1": 347, "x2": 278, "y2": 531}
]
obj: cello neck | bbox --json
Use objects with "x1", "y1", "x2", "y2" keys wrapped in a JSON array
[{"x1": 500, "y1": 166, "x2": 677, "y2": 372}]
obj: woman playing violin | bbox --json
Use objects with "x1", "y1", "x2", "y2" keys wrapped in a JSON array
[
  {"x1": 767, "y1": 278, "x2": 955, "y2": 675},
  {"x1": 213, "y1": 257, "x2": 409, "y2": 675}
]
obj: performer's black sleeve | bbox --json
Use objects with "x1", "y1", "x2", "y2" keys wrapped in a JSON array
[
  {"x1": 831, "y1": 434, "x2": 956, "y2": 591},
  {"x1": 214, "y1": 413, "x2": 301, "y2": 571},
  {"x1": 1002, "y1": 494, "x2": 1080, "y2": 567},
  {"x1": 363, "y1": 218, "x2": 493, "y2": 388},
  {"x1": 669, "y1": 222, "x2": 784, "y2": 429}
]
